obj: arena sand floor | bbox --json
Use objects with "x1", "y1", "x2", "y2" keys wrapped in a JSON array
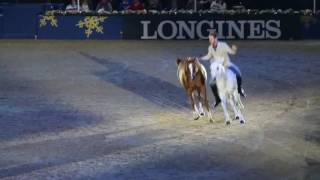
[{"x1": 0, "y1": 40, "x2": 319, "y2": 180}]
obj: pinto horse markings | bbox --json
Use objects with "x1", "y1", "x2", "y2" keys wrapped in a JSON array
[{"x1": 177, "y1": 57, "x2": 213, "y2": 122}]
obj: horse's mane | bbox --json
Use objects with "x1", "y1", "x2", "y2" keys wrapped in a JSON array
[
  {"x1": 195, "y1": 59, "x2": 207, "y2": 81},
  {"x1": 177, "y1": 60, "x2": 187, "y2": 86}
]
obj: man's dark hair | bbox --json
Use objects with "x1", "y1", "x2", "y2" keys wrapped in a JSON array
[{"x1": 209, "y1": 31, "x2": 217, "y2": 38}]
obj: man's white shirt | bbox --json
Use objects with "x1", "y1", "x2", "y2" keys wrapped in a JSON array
[{"x1": 201, "y1": 41, "x2": 233, "y2": 66}]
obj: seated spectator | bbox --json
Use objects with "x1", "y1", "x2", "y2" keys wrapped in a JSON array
[
  {"x1": 65, "y1": 0, "x2": 93, "y2": 12},
  {"x1": 210, "y1": 0, "x2": 226, "y2": 10},
  {"x1": 148, "y1": 0, "x2": 162, "y2": 10},
  {"x1": 199, "y1": 0, "x2": 212, "y2": 10},
  {"x1": 96, "y1": 0, "x2": 113, "y2": 12},
  {"x1": 81, "y1": 0, "x2": 91, "y2": 12},
  {"x1": 128, "y1": 0, "x2": 145, "y2": 10},
  {"x1": 186, "y1": 0, "x2": 209, "y2": 10},
  {"x1": 119, "y1": 0, "x2": 133, "y2": 10},
  {"x1": 66, "y1": 0, "x2": 77, "y2": 12}
]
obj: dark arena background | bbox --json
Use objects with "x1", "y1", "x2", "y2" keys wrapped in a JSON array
[{"x1": 0, "y1": 0, "x2": 320, "y2": 179}]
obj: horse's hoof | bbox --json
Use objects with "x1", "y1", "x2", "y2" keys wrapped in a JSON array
[
  {"x1": 194, "y1": 116, "x2": 200, "y2": 120},
  {"x1": 234, "y1": 116, "x2": 240, "y2": 120},
  {"x1": 226, "y1": 121, "x2": 231, "y2": 125},
  {"x1": 209, "y1": 119, "x2": 214, "y2": 123},
  {"x1": 240, "y1": 120, "x2": 245, "y2": 124},
  {"x1": 200, "y1": 112, "x2": 205, "y2": 117}
]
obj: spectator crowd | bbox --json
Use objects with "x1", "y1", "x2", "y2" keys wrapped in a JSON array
[{"x1": 65, "y1": 0, "x2": 228, "y2": 12}]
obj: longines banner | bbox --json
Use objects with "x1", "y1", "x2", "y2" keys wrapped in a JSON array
[{"x1": 123, "y1": 14, "x2": 301, "y2": 40}]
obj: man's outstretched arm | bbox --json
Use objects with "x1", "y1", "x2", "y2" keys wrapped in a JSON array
[{"x1": 200, "y1": 46, "x2": 212, "y2": 61}]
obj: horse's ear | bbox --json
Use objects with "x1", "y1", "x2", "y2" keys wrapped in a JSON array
[
  {"x1": 195, "y1": 57, "x2": 200, "y2": 65},
  {"x1": 176, "y1": 58, "x2": 182, "y2": 65}
]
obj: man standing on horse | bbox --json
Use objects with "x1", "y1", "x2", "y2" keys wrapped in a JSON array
[{"x1": 200, "y1": 31, "x2": 246, "y2": 107}]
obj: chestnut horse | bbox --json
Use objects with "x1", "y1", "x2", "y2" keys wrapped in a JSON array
[{"x1": 177, "y1": 57, "x2": 213, "y2": 122}]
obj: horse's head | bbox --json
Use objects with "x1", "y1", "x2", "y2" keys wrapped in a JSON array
[
  {"x1": 177, "y1": 57, "x2": 207, "y2": 87},
  {"x1": 177, "y1": 57, "x2": 200, "y2": 81}
]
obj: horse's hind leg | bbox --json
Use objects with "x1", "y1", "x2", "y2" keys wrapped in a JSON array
[
  {"x1": 230, "y1": 94, "x2": 241, "y2": 120},
  {"x1": 221, "y1": 96, "x2": 231, "y2": 125},
  {"x1": 237, "y1": 93, "x2": 244, "y2": 110},
  {"x1": 233, "y1": 91, "x2": 245, "y2": 124},
  {"x1": 201, "y1": 86, "x2": 213, "y2": 123}
]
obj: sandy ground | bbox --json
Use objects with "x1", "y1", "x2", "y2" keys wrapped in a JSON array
[{"x1": 0, "y1": 40, "x2": 319, "y2": 180}]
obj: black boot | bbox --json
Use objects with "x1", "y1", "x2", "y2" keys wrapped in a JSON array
[
  {"x1": 210, "y1": 83, "x2": 221, "y2": 107},
  {"x1": 236, "y1": 75, "x2": 246, "y2": 97}
]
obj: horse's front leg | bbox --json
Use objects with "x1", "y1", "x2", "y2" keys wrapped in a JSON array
[
  {"x1": 197, "y1": 89, "x2": 205, "y2": 117},
  {"x1": 188, "y1": 90, "x2": 200, "y2": 120},
  {"x1": 230, "y1": 93, "x2": 241, "y2": 121}
]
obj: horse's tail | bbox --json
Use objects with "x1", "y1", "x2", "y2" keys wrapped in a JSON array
[
  {"x1": 233, "y1": 91, "x2": 244, "y2": 110},
  {"x1": 199, "y1": 64, "x2": 207, "y2": 81},
  {"x1": 177, "y1": 63, "x2": 185, "y2": 87}
]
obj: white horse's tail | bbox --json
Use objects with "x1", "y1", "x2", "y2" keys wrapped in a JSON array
[
  {"x1": 233, "y1": 91, "x2": 244, "y2": 110},
  {"x1": 199, "y1": 64, "x2": 207, "y2": 81}
]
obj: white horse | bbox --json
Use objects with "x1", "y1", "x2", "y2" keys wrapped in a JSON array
[{"x1": 210, "y1": 60, "x2": 245, "y2": 125}]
